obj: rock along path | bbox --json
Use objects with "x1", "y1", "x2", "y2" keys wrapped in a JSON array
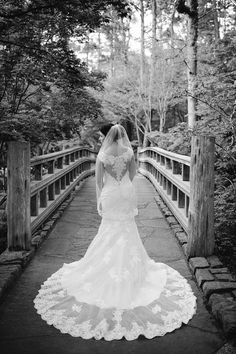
[{"x1": 0, "y1": 175, "x2": 226, "y2": 354}]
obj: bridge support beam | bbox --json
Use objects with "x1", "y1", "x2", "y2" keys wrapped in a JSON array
[
  {"x1": 187, "y1": 135, "x2": 215, "y2": 257},
  {"x1": 7, "y1": 141, "x2": 31, "y2": 251}
]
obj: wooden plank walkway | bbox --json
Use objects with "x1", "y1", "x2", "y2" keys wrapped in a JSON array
[{"x1": 0, "y1": 175, "x2": 225, "y2": 354}]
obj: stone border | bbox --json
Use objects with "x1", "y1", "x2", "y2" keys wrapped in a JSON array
[
  {"x1": 0, "y1": 179, "x2": 87, "y2": 302},
  {"x1": 154, "y1": 195, "x2": 236, "y2": 340}
]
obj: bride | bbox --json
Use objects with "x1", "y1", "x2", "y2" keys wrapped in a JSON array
[{"x1": 34, "y1": 124, "x2": 196, "y2": 341}]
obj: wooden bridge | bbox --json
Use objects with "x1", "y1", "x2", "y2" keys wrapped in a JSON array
[
  {"x1": 5, "y1": 135, "x2": 215, "y2": 258},
  {"x1": 0, "y1": 136, "x2": 232, "y2": 354}
]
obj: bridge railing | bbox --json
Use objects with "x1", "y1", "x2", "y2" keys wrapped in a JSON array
[
  {"x1": 7, "y1": 142, "x2": 97, "y2": 251},
  {"x1": 138, "y1": 135, "x2": 215, "y2": 257},
  {"x1": 138, "y1": 146, "x2": 190, "y2": 232},
  {"x1": 30, "y1": 147, "x2": 97, "y2": 233}
]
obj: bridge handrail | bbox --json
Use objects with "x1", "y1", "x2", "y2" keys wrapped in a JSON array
[
  {"x1": 30, "y1": 147, "x2": 97, "y2": 232},
  {"x1": 31, "y1": 146, "x2": 96, "y2": 166},
  {"x1": 138, "y1": 146, "x2": 190, "y2": 232},
  {"x1": 138, "y1": 135, "x2": 215, "y2": 258},
  {"x1": 139, "y1": 146, "x2": 190, "y2": 166},
  {"x1": 7, "y1": 142, "x2": 98, "y2": 250}
]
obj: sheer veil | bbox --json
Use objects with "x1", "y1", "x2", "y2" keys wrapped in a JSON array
[
  {"x1": 95, "y1": 124, "x2": 134, "y2": 215},
  {"x1": 98, "y1": 124, "x2": 132, "y2": 156}
]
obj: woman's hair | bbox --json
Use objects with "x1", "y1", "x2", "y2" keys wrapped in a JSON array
[
  {"x1": 112, "y1": 124, "x2": 125, "y2": 142},
  {"x1": 99, "y1": 123, "x2": 114, "y2": 137}
]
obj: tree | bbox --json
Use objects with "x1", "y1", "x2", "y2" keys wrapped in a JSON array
[
  {"x1": 176, "y1": 0, "x2": 198, "y2": 129},
  {"x1": 0, "y1": 0, "x2": 130, "y2": 157}
]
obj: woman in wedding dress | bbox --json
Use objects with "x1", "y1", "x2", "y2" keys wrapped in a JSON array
[{"x1": 34, "y1": 124, "x2": 196, "y2": 341}]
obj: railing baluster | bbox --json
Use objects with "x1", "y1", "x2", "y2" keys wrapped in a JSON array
[
  {"x1": 35, "y1": 164, "x2": 43, "y2": 180},
  {"x1": 182, "y1": 164, "x2": 190, "y2": 181},
  {"x1": 57, "y1": 157, "x2": 63, "y2": 169},
  {"x1": 65, "y1": 154, "x2": 70, "y2": 165},
  {"x1": 31, "y1": 193, "x2": 39, "y2": 216},
  {"x1": 55, "y1": 179, "x2": 61, "y2": 195},
  {"x1": 48, "y1": 160, "x2": 55, "y2": 174},
  {"x1": 163, "y1": 177, "x2": 167, "y2": 190},
  {"x1": 70, "y1": 171, "x2": 73, "y2": 182},
  {"x1": 185, "y1": 195, "x2": 189, "y2": 217},
  {"x1": 178, "y1": 189, "x2": 185, "y2": 208},
  {"x1": 171, "y1": 184, "x2": 177, "y2": 201},
  {"x1": 48, "y1": 183, "x2": 55, "y2": 200},
  {"x1": 172, "y1": 160, "x2": 179, "y2": 174},
  {"x1": 61, "y1": 176, "x2": 66, "y2": 190},
  {"x1": 167, "y1": 181, "x2": 172, "y2": 195},
  {"x1": 40, "y1": 188, "x2": 48, "y2": 208},
  {"x1": 165, "y1": 158, "x2": 171, "y2": 169},
  {"x1": 66, "y1": 173, "x2": 70, "y2": 185}
]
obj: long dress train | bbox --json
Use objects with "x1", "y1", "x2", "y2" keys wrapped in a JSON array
[{"x1": 34, "y1": 149, "x2": 196, "y2": 341}]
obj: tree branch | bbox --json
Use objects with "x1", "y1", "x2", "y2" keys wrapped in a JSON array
[{"x1": 185, "y1": 90, "x2": 230, "y2": 117}]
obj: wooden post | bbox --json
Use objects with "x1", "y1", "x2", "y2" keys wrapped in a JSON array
[
  {"x1": 65, "y1": 155, "x2": 70, "y2": 165},
  {"x1": 34, "y1": 164, "x2": 42, "y2": 180},
  {"x1": 40, "y1": 188, "x2": 48, "y2": 208},
  {"x1": 182, "y1": 164, "x2": 190, "y2": 181},
  {"x1": 48, "y1": 183, "x2": 55, "y2": 201},
  {"x1": 57, "y1": 157, "x2": 63, "y2": 169},
  {"x1": 31, "y1": 193, "x2": 39, "y2": 216},
  {"x1": 7, "y1": 142, "x2": 31, "y2": 251},
  {"x1": 61, "y1": 176, "x2": 66, "y2": 190},
  {"x1": 55, "y1": 179, "x2": 61, "y2": 195},
  {"x1": 48, "y1": 160, "x2": 55, "y2": 174},
  {"x1": 187, "y1": 135, "x2": 215, "y2": 257}
]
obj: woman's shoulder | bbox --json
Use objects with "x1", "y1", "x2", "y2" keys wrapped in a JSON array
[{"x1": 98, "y1": 146, "x2": 133, "y2": 162}]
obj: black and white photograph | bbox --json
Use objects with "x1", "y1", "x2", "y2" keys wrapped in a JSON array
[{"x1": 0, "y1": 1, "x2": 236, "y2": 353}]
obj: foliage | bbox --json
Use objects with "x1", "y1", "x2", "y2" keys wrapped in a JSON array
[
  {"x1": 0, "y1": 0, "x2": 130, "y2": 154},
  {"x1": 148, "y1": 122, "x2": 191, "y2": 154}
]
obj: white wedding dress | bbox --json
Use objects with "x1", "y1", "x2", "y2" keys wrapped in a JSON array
[{"x1": 34, "y1": 147, "x2": 196, "y2": 341}]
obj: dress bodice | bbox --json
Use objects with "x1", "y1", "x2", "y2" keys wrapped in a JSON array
[
  {"x1": 97, "y1": 148, "x2": 137, "y2": 220},
  {"x1": 98, "y1": 148, "x2": 133, "y2": 184}
]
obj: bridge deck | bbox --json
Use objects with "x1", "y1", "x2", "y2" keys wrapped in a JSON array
[{"x1": 0, "y1": 175, "x2": 225, "y2": 354}]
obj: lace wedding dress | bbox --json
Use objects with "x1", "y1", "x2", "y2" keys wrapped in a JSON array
[{"x1": 34, "y1": 145, "x2": 196, "y2": 341}]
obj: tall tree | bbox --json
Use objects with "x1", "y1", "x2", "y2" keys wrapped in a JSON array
[
  {"x1": 176, "y1": 0, "x2": 198, "y2": 129},
  {"x1": 148, "y1": 0, "x2": 157, "y2": 130},
  {"x1": 140, "y1": 0, "x2": 145, "y2": 92}
]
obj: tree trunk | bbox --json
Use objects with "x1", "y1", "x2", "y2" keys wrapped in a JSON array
[
  {"x1": 110, "y1": 24, "x2": 114, "y2": 77},
  {"x1": 187, "y1": 0, "x2": 198, "y2": 130},
  {"x1": 148, "y1": 0, "x2": 157, "y2": 132},
  {"x1": 97, "y1": 29, "x2": 101, "y2": 70},
  {"x1": 86, "y1": 34, "x2": 90, "y2": 67},
  {"x1": 159, "y1": 110, "x2": 166, "y2": 133},
  {"x1": 213, "y1": 0, "x2": 220, "y2": 46},
  {"x1": 122, "y1": 18, "x2": 130, "y2": 68},
  {"x1": 176, "y1": 0, "x2": 198, "y2": 130},
  {"x1": 140, "y1": 0, "x2": 145, "y2": 92},
  {"x1": 134, "y1": 115, "x2": 141, "y2": 146}
]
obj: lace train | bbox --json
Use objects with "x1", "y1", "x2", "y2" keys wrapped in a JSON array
[
  {"x1": 34, "y1": 218, "x2": 197, "y2": 341},
  {"x1": 34, "y1": 266, "x2": 196, "y2": 340}
]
